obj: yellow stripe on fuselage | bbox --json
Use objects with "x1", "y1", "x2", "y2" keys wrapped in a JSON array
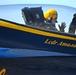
[{"x1": 0, "y1": 20, "x2": 76, "y2": 41}]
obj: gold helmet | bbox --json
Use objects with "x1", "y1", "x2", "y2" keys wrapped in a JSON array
[{"x1": 49, "y1": 9, "x2": 58, "y2": 19}]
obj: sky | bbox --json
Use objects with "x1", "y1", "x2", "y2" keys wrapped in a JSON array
[{"x1": 0, "y1": 0, "x2": 76, "y2": 8}]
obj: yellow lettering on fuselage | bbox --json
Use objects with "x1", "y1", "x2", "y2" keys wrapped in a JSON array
[{"x1": 0, "y1": 69, "x2": 6, "y2": 75}]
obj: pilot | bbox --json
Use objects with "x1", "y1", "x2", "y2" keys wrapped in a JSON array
[
  {"x1": 68, "y1": 13, "x2": 76, "y2": 34},
  {"x1": 44, "y1": 9, "x2": 66, "y2": 32}
]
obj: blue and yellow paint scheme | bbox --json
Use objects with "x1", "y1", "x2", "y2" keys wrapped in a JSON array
[{"x1": 0, "y1": 18, "x2": 76, "y2": 55}]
